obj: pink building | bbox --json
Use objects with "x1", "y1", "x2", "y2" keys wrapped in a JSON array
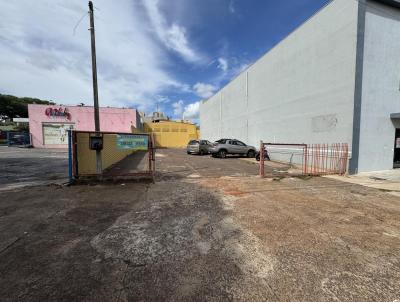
[{"x1": 28, "y1": 104, "x2": 141, "y2": 148}]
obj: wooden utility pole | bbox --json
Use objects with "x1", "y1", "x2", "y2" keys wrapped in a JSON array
[{"x1": 88, "y1": 1, "x2": 102, "y2": 174}]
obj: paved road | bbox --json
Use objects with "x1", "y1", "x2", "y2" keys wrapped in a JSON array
[
  {"x1": 0, "y1": 147, "x2": 258, "y2": 190},
  {"x1": 1, "y1": 148, "x2": 400, "y2": 301},
  {"x1": 0, "y1": 146, "x2": 68, "y2": 190},
  {"x1": 155, "y1": 148, "x2": 260, "y2": 179}
]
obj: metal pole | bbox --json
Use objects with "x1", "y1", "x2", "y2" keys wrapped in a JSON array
[
  {"x1": 259, "y1": 140, "x2": 265, "y2": 177},
  {"x1": 89, "y1": 1, "x2": 102, "y2": 175},
  {"x1": 68, "y1": 130, "x2": 74, "y2": 184}
]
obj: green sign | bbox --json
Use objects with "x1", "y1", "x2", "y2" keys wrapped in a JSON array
[{"x1": 116, "y1": 134, "x2": 148, "y2": 150}]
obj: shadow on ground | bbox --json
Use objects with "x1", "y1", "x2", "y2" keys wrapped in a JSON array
[
  {"x1": 0, "y1": 179, "x2": 276, "y2": 301},
  {"x1": 0, "y1": 148, "x2": 399, "y2": 301}
]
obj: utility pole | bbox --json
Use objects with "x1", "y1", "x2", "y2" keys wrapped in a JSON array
[{"x1": 88, "y1": 1, "x2": 102, "y2": 175}]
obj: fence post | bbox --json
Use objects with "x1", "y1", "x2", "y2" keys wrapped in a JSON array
[
  {"x1": 305, "y1": 144, "x2": 310, "y2": 175},
  {"x1": 68, "y1": 130, "x2": 74, "y2": 184},
  {"x1": 151, "y1": 133, "x2": 156, "y2": 181},
  {"x1": 259, "y1": 140, "x2": 265, "y2": 178}
]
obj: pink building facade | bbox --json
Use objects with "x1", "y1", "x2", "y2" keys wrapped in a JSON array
[{"x1": 28, "y1": 104, "x2": 141, "y2": 148}]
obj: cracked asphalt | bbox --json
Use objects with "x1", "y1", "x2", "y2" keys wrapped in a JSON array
[{"x1": 0, "y1": 148, "x2": 399, "y2": 301}]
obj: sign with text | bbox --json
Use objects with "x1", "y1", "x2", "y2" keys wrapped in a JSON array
[
  {"x1": 45, "y1": 107, "x2": 71, "y2": 120},
  {"x1": 116, "y1": 134, "x2": 148, "y2": 150}
]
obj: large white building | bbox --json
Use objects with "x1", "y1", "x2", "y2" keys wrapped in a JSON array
[{"x1": 200, "y1": 0, "x2": 400, "y2": 174}]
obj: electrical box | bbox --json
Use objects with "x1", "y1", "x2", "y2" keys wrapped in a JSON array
[{"x1": 89, "y1": 135, "x2": 103, "y2": 151}]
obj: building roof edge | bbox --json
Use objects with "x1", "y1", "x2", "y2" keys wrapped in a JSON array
[{"x1": 374, "y1": 0, "x2": 400, "y2": 9}]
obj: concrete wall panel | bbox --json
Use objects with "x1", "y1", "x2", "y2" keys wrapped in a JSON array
[
  {"x1": 200, "y1": 91, "x2": 221, "y2": 142},
  {"x1": 201, "y1": 0, "x2": 358, "y2": 156},
  {"x1": 358, "y1": 0, "x2": 400, "y2": 171}
]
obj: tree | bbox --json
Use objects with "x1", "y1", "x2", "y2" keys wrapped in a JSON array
[{"x1": 0, "y1": 94, "x2": 55, "y2": 118}]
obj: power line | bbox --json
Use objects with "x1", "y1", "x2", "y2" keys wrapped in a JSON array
[{"x1": 72, "y1": 11, "x2": 88, "y2": 36}]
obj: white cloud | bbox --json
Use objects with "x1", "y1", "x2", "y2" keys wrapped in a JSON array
[
  {"x1": 183, "y1": 101, "x2": 200, "y2": 119},
  {"x1": 229, "y1": 0, "x2": 235, "y2": 14},
  {"x1": 155, "y1": 95, "x2": 171, "y2": 104},
  {"x1": 217, "y1": 57, "x2": 228, "y2": 72},
  {"x1": 0, "y1": 0, "x2": 189, "y2": 111},
  {"x1": 193, "y1": 82, "x2": 217, "y2": 99},
  {"x1": 172, "y1": 100, "x2": 184, "y2": 116},
  {"x1": 142, "y1": 0, "x2": 200, "y2": 62},
  {"x1": 172, "y1": 100, "x2": 201, "y2": 120},
  {"x1": 227, "y1": 62, "x2": 249, "y2": 79}
]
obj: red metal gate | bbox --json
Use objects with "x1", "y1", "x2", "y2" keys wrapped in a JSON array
[{"x1": 259, "y1": 142, "x2": 349, "y2": 177}]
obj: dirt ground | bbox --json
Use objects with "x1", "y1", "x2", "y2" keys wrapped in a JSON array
[{"x1": 0, "y1": 148, "x2": 399, "y2": 301}]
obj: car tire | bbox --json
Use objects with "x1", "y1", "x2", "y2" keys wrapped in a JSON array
[
  {"x1": 247, "y1": 150, "x2": 255, "y2": 158},
  {"x1": 218, "y1": 150, "x2": 227, "y2": 159},
  {"x1": 187, "y1": 151, "x2": 191, "y2": 155}
]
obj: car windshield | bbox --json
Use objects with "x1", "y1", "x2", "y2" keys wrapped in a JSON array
[
  {"x1": 215, "y1": 139, "x2": 227, "y2": 144},
  {"x1": 188, "y1": 140, "x2": 199, "y2": 145}
]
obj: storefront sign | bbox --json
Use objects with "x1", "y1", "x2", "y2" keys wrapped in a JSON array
[
  {"x1": 116, "y1": 134, "x2": 148, "y2": 150},
  {"x1": 43, "y1": 123, "x2": 74, "y2": 145},
  {"x1": 45, "y1": 107, "x2": 71, "y2": 120}
]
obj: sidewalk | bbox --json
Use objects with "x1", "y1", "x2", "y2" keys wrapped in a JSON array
[{"x1": 326, "y1": 169, "x2": 400, "y2": 195}]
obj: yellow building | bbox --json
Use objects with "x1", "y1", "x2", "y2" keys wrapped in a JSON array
[{"x1": 144, "y1": 120, "x2": 199, "y2": 148}]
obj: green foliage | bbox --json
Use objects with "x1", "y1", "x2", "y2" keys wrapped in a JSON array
[
  {"x1": 15, "y1": 123, "x2": 29, "y2": 132},
  {"x1": 0, "y1": 94, "x2": 55, "y2": 118}
]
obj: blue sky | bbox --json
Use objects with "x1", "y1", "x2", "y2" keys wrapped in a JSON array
[{"x1": 0, "y1": 0, "x2": 329, "y2": 121}]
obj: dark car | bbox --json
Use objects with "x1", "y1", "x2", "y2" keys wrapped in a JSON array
[
  {"x1": 187, "y1": 140, "x2": 212, "y2": 155},
  {"x1": 255, "y1": 148, "x2": 271, "y2": 161},
  {"x1": 209, "y1": 139, "x2": 256, "y2": 158}
]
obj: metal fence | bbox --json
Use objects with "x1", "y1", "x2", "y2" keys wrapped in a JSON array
[
  {"x1": 6, "y1": 132, "x2": 31, "y2": 146},
  {"x1": 304, "y1": 143, "x2": 349, "y2": 175},
  {"x1": 259, "y1": 142, "x2": 349, "y2": 177},
  {"x1": 69, "y1": 130, "x2": 155, "y2": 182}
]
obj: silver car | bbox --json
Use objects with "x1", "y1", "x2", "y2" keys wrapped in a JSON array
[
  {"x1": 187, "y1": 140, "x2": 212, "y2": 155},
  {"x1": 209, "y1": 139, "x2": 256, "y2": 158}
]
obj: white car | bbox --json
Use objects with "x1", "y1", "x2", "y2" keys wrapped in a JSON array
[{"x1": 209, "y1": 139, "x2": 256, "y2": 158}]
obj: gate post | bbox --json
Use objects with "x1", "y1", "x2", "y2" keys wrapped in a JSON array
[
  {"x1": 68, "y1": 130, "x2": 74, "y2": 184},
  {"x1": 304, "y1": 144, "x2": 308, "y2": 175},
  {"x1": 259, "y1": 140, "x2": 265, "y2": 177}
]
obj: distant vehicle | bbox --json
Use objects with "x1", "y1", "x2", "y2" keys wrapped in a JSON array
[
  {"x1": 209, "y1": 139, "x2": 256, "y2": 158},
  {"x1": 187, "y1": 140, "x2": 212, "y2": 155},
  {"x1": 8, "y1": 134, "x2": 27, "y2": 146},
  {"x1": 255, "y1": 148, "x2": 271, "y2": 161}
]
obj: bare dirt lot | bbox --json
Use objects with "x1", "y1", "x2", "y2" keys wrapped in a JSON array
[{"x1": 0, "y1": 148, "x2": 399, "y2": 301}]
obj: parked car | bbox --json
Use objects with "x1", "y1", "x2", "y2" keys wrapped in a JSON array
[
  {"x1": 187, "y1": 139, "x2": 212, "y2": 155},
  {"x1": 209, "y1": 139, "x2": 256, "y2": 158}
]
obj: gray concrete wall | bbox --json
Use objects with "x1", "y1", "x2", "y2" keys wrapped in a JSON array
[
  {"x1": 200, "y1": 0, "x2": 359, "y2": 163},
  {"x1": 200, "y1": 90, "x2": 222, "y2": 141},
  {"x1": 357, "y1": 0, "x2": 400, "y2": 172},
  {"x1": 200, "y1": 73, "x2": 248, "y2": 144}
]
